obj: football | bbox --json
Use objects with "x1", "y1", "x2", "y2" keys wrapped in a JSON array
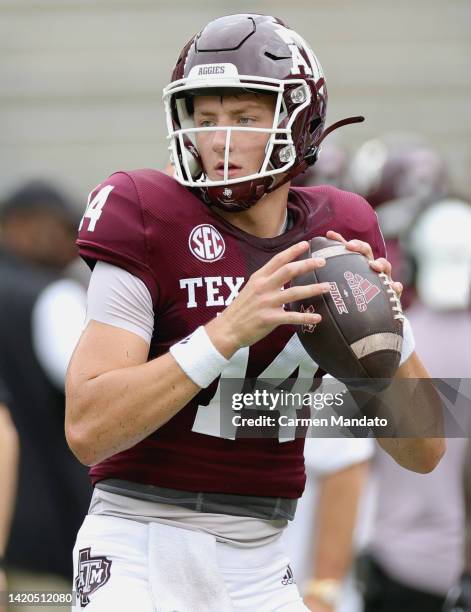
[{"x1": 291, "y1": 237, "x2": 404, "y2": 387}]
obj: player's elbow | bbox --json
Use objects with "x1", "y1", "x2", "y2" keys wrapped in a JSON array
[
  {"x1": 381, "y1": 437, "x2": 446, "y2": 474},
  {"x1": 419, "y1": 438, "x2": 446, "y2": 473},
  {"x1": 407, "y1": 438, "x2": 446, "y2": 474},
  {"x1": 65, "y1": 385, "x2": 101, "y2": 467},
  {"x1": 65, "y1": 419, "x2": 95, "y2": 467}
]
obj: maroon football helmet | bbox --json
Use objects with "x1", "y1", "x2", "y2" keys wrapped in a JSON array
[{"x1": 163, "y1": 14, "x2": 363, "y2": 211}]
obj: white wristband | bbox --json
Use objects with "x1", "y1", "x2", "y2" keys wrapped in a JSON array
[
  {"x1": 399, "y1": 317, "x2": 415, "y2": 365},
  {"x1": 170, "y1": 326, "x2": 230, "y2": 388}
]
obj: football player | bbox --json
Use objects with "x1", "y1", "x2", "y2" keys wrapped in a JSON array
[{"x1": 66, "y1": 14, "x2": 445, "y2": 611}]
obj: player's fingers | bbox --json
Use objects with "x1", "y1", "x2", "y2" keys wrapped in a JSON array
[
  {"x1": 273, "y1": 282, "x2": 331, "y2": 306},
  {"x1": 369, "y1": 259, "x2": 402, "y2": 296},
  {"x1": 280, "y1": 309, "x2": 322, "y2": 327},
  {"x1": 327, "y1": 231, "x2": 375, "y2": 261},
  {"x1": 392, "y1": 281, "x2": 403, "y2": 296},
  {"x1": 345, "y1": 239, "x2": 374, "y2": 260},
  {"x1": 326, "y1": 230, "x2": 348, "y2": 244},
  {"x1": 369, "y1": 257, "x2": 392, "y2": 276},
  {"x1": 268, "y1": 256, "x2": 326, "y2": 288},
  {"x1": 257, "y1": 241, "x2": 310, "y2": 277}
]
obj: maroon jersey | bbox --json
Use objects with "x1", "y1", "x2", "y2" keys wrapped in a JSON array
[{"x1": 77, "y1": 169, "x2": 385, "y2": 499}]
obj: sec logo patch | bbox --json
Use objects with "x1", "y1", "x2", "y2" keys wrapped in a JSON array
[{"x1": 189, "y1": 224, "x2": 225, "y2": 262}]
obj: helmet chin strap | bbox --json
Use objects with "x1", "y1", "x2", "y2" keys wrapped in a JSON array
[
  {"x1": 317, "y1": 115, "x2": 365, "y2": 146},
  {"x1": 289, "y1": 115, "x2": 366, "y2": 181}
]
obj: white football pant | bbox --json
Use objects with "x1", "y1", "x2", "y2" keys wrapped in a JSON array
[{"x1": 72, "y1": 514, "x2": 309, "y2": 611}]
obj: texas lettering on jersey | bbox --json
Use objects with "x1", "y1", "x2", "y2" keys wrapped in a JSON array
[
  {"x1": 77, "y1": 169, "x2": 386, "y2": 499},
  {"x1": 179, "y1": 276, "x2": 245, "y2": 308}
]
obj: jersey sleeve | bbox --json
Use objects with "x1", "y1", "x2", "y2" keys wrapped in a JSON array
[
  {"x1": 85, "y1": 261, "x2": 154, "y2": 344},
  {"x1": 362, "y1": 203, "x2": 387, "y2": 261},
  {"x1": 77, "y1": 171, "x2": 158, "y2": 303},
  {"x1": 339, "y1": 190, "x2": 387, "y2": 260}
]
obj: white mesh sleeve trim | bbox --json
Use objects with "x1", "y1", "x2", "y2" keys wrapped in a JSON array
[
  {"x1": 399, "y1": 317, "x2": 415, "y2": 366},
  {"x1": 85, "y1": 261, "x2": 154, "y2": 344}
]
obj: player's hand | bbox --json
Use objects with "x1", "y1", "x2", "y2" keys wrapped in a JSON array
[
  {"x1": 303, "y1": 594, "x2": 334, "y2": 612},
  {"x1": 206, "y1": 240, "x2": 330, "y2": 357},
  {"x1": 326, "y1": 230, "x2": 403, "y2": 298}
]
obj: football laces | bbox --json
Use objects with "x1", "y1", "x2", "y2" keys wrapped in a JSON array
[{"x1": 379, "y1": 272, "x2": 404, "y2": 321}]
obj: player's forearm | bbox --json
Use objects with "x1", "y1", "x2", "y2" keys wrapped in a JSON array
[
  {"x1": 65, "y1": 352, "x2": 200, "y2": 466},
  {"x1": 376, "y1": 351, "x2": 445, "y2": 473},
  {"x1": 312, "y1": 462, "x2": 368, "y2": 581},
  {"x1": 0, "y1": 405, "x2": 19, "y2": 556}
]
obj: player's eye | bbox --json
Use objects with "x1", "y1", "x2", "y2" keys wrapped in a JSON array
[
  {"x1": 197, "y1": 119, "x2": 216, "y2": 128},
  {"x1": 238, "y1": 116, "x2": 255, "y2": 125}
]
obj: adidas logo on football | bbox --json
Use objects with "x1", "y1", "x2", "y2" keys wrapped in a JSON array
[
  {"x1": 281, "y1": 564, "x2": 295, "y2": 585},
  {"x1": 357, "y1": 274, "x2": 381, "y2": 303},
  {"x1": 344, "y1": 271, "x2": 380, "y2": 312}
]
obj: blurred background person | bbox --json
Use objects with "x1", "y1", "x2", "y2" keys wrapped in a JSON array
[
  {"x1": 283, "y1": 438, "x2": 373, "y2": 612},
  {"x1": 0, "y1": 379, "x2": 19, "y2": 612},
  {"x1": 348, "y1": 133, "x2": 449, "y2": 310},
  {"x1": 0, "y1": 180, "x2": 91, "y2": 607},
  {"x1": 359, "y1": 197, "x2": 471, "y2": 612},
  {"x1": 0, "y1": 179, "x2": 79, "y2": 272},
  {"x1": 408, "y1": 198, "x2": 471, "y2": 323}
]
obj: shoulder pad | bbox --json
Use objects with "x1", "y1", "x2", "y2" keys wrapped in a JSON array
[{"x1": 77, "y1": 170, "x2": 158, "y2": 302}]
